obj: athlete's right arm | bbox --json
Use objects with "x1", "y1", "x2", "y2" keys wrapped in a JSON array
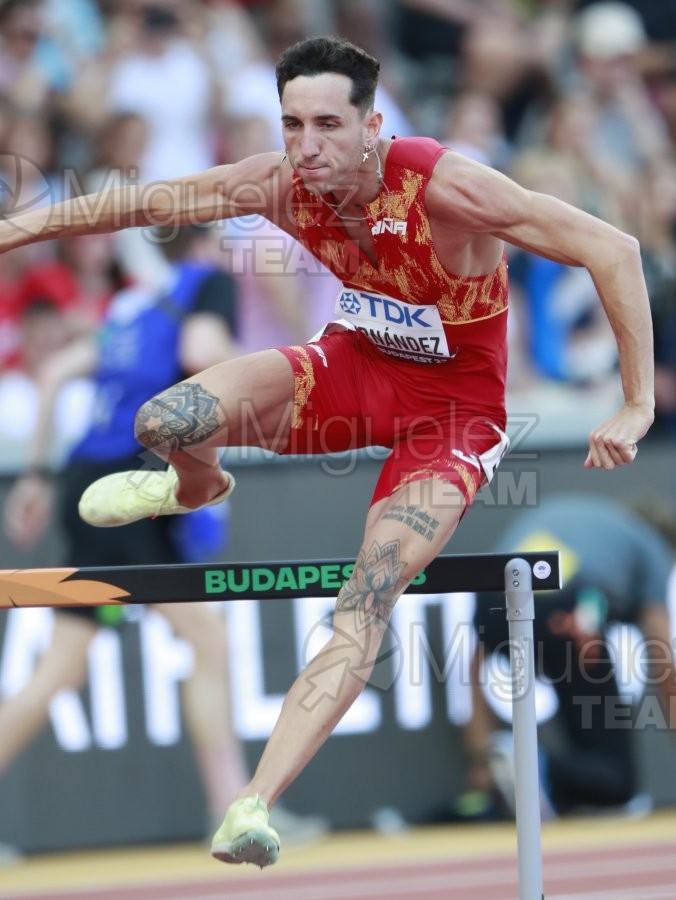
[{"x1": 0, "y1": 153, "x2": 285, "y2": 254}]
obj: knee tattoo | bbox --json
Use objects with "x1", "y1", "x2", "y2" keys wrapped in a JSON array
[
  {"x1": 336, "y1": 539, "x2": 408, "y2": 633},
  {"x1": 134, "y1": 382, "x2": 224, "y2": 451}
]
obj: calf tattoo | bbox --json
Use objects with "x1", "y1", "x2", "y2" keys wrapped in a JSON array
[
  {"x1": 135, "y1": 382, "x2": 223, "y2": 451},
  {"x1": 337, "y1": 539, "x2": 407, "y2": 632}
]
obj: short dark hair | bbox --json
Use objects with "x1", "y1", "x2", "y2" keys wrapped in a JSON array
[{"x1": 275, "y1": 36, "x2": 380, "y2": 114}]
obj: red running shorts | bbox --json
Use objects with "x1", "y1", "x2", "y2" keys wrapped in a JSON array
[{"x1": 276, "y1": 329, "x2": 508, "y2": 508}]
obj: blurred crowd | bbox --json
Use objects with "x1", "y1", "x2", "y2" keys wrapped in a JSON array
[{"x1": 0, "y1": 0, "x2": 675, "y2": 472}]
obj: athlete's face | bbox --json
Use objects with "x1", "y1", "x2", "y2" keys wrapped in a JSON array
[{"x1": 281, "y1": 72, "x2": 380, "y2": 193}]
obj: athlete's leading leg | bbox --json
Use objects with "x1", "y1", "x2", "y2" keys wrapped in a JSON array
[
  {"x1": 211, "y1": 476, "x2": 467, "y2": 865},
  {"x1": 80, "y1": 350, "x2": 295, "y2": 525},
  {"x1": 138, "y1": 350, "x2": 295, "y2": 506}
]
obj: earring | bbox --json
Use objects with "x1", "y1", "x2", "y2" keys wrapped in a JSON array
[{"x1": 362, "y1": 145, "x2": 373, "y2": 163}]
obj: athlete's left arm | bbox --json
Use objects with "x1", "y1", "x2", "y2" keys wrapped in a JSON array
[{"x1": 430, "y1": 154, "x2": 655, "y2": 470}]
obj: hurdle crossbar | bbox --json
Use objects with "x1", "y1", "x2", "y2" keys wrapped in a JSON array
[{"x1": 0, "y1": 551, "x2": 560, "y2": 609}]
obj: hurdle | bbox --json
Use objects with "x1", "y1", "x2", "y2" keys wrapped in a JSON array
[{"x1": 0, "y1": 551, "x2": 559, "y2": 899}]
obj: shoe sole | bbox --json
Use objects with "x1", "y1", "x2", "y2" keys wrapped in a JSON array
[{"x1": 211, "y1": 828, "x2": 280, "y2": 868}]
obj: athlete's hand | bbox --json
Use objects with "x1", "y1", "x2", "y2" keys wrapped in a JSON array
[{"x1": 584, "y1": 402, "x2": 654, "y2": 469}]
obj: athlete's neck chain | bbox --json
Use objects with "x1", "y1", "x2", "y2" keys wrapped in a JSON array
[{"x1": 317, "y1": 147, "x2": 390, "y2": 224}]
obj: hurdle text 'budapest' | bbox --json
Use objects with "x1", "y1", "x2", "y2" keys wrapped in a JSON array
[{"x1": 0, "y1": 553, "x2": 560, "y2": 608}]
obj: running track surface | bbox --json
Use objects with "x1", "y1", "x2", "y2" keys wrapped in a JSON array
[{"x1": 3, "y1": 834, "x2": 676, "y2": 900}]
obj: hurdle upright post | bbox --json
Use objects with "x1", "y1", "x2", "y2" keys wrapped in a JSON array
[{"x1": 505, "y1": 557, "x2": 544, "y2": 900}]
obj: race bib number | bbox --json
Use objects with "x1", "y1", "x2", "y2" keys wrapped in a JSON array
[{"x1": 333, "y1": 288, "x2": 453, "y2": 364}]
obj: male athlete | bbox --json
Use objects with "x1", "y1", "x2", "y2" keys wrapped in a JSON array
[{"x1": 0, "y1": 38, "x2": 654, "y2": 867}]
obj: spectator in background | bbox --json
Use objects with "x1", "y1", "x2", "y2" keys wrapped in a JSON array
[
  {"x1": 197, "y1": 0, "x2": 269, "y2": 88},
  {"x1": 110, "y1": 3, "x2": 218, "y2": 181},
  {"x1": 0, "y1": 247, "x2": 36, "y2": 373},
  {"x1": 567, "y1": 2, "x2": 671, "y2": 171},
  {"x1": 527, "y1": 92, "x2": 629, "y2": 224},
  {"x1": 0, "y1": 0, "x2": 52, "y2": 114},
  {"x1": 10, "y1": 297, "x2": 69, "y2": 381},
  {"x1": 88, "y1": 110, "x2": 148, "y2": 187},
  {"x1": 0, "y1": 293, "x2": 92, "y2": 471},
  {"x1": 18, "y1": 233, "x2": 121, "y2": 332},
  {"x1": 41, "y1": 0, "x2": 106, "y2": 70},
  {"x1": 0, "y1": 233, "x2": 120, "y2": 470},
  {"x1": 503, "y1": 71, "x2": 644, "y2": 391},
  {"x1": 0, "y1": 103, "x2": 78, "y2": 373},
  {"x1": 459, "y1": 6, "x2": 551, "y2": 142},
  {"x1": 440, "y1": 89, "x2": 511, "y2": 170},
  {"x1": 499, "y1": 8, "x2": 675, "y2": 396},
  {"x1": 1, "y1": 224, "x2": 329, "y2": 849},
  {"x1": 0, "y1": 0, "x2": 97, "y2": 127},
  {"x1": 390, "y1": 1, "x2": 560, "y2": 139},
  {"x1": 573, "y1": 0, "x2": 676, "y2": 146},
  {"x1": 105, "y1": 1, "x2": 220, "y2": 182},
  {"x1": 571, "y1": 1, "x2": 676, "y2": 153},
  {"x1": 390, "y1": 0, "x2": 487, "y2": 73},
  {"x1": 506, "y1": 150, "x2": 618, "y2": 386},
  {"x1": 574, "y1": 0, "x2": 676, "y2": 53},
  {"x1": 0, "y1": 110, "x2": 66, "y2": 211},
  {"x1": 67, "y1": 1, "x2": 221, "y2": 182},
  {"x1": 636, "y1": 156, "x2": 676, "y2": 437},
  {"x1": 85, "y1": 111, "x2": 174, "y2": 291},
  {"x1": 464, "y1": 493, "x2": 676, "y2": 819}
]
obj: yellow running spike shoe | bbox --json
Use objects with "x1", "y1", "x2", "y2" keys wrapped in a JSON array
[
  {"x1": 78, "y1": 467, "x2": 235, "y2": 527},
  {"x1": 211, "y1": 795, "x2": 280, "y2": 868}
]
